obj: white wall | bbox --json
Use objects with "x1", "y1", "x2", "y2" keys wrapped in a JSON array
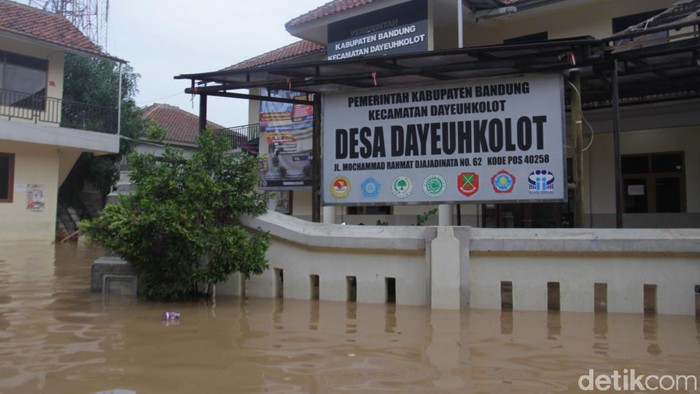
[
  {"x1": 0, "y1": 141, "x2": 61, "y2": 242},
  {"x1": 236, "y1": 212, "x2": 700, "y2": 315},
  {"x1": 585, "y1": 126, "x2": 700, "y2": 227},
  {"x1": 246, "y1": 238, "x2": 427, "y2": 306},
  {"x1": 469, "y1": 253, "x2": 699, "y2": 315},
  {"x1": 238, "y1": 214, "x2": 429, "y2": 305}
]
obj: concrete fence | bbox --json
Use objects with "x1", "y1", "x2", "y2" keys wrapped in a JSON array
[{"x1": 226, "y1": 211, "x2": 700, "y2": 315}]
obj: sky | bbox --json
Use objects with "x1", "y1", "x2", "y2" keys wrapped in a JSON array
[{"x1": 106, "y1": 0, "x2": 328, "y2": 128}]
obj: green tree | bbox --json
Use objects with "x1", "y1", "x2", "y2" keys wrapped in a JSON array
[
  {"x1": 81, "y1": 130, "x2": 271, "y2": 301},
  {"x1": 416, "y1": 207, "x2": 438, "y2": 226},
  {"x1": 62, "y1": 53, "x2": 145, "y2": 201}
]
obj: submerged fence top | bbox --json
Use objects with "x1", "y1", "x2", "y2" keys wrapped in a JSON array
[
  {"x1": 242, "y1": 211, "x2": 700, "y2": 254},
  {"x1": 241, "y1": 211, "x2": 430, "y2": 250}
]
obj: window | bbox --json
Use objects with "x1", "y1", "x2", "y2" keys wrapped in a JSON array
[
  {"x1": 0, "y1": 153, "x2": 14, "y2": 203},
  {"x1": 0, "y1": 51, "x2": 48, "y2": 110},
  {"x1": 612, "y1": 10, "x2": 665, "y2": 34},
  {"x1": 347, "y1": 205, "x2": 392, "y2": 215},
  {"x1": 612, "y1": 9, "x2": 667, "y2": 46},
  {"x1": 622, "y1": 152, "x2": 685, "y2": 213},
  {"x1": 266, "y1": 191, "x2": 292, "y2": 214}
]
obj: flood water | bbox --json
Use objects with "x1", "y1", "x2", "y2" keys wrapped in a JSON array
[{"x1": 1, "y1": 242, "x2": 698, "y2": 393}]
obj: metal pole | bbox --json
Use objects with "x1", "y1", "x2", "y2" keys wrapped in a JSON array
[
  {"x1": 456, "y1": 0, "x2": 463, "y2": 226},
  {"x1": 312, "y1": 94, "x2": 322, "y2": 223},
  {"x1": 612, "y1": 61, "x2": 623, "y2": 228},
  {"x1": 199, "y1": 94, "x2": 208, "y2": 132},
  {"x1": 117, "y1": 62, "x2": 123, "y2": 135},
  {"x1": 570, "y1": 71, "x2": 584, "y2": 227},
  {"x1": 458, "y1": 0, "x2": 464, "y2": 49}
]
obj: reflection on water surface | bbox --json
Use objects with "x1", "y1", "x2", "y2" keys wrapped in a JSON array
[{"x1": 0, "y1": 243, "x2": 698, "y2": 393}]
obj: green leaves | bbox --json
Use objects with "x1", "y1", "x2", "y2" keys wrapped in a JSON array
[
  {"x1": 63, "y1": 53, "x2": 145, "y2": 200},
  {"x1": 82, "y1": 130, "x2": 270, "y2": 301}
]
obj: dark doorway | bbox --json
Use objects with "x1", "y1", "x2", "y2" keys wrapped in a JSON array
[{"x1": 485, "y1": 202, "x2": 572, "y2": 228}]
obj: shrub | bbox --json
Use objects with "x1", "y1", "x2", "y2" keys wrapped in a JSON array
[{"x1": 82, "y1": 130, "x2": 270, "y2": 300}]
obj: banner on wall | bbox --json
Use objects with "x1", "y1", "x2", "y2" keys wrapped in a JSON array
[
  {"x1": 258, "y1": 89, "x2": 313, "y2": 190},
  {"x1": 321, "y1": 73, "x2": 567, "y2": 205},
  {"x1": 26, "y1": 184, "x2": 45, "y2": 211}
]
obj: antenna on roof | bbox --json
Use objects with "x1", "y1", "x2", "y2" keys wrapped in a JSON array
[{"x1": 27, "y1": 0, "x2": 110, "y2": 49}]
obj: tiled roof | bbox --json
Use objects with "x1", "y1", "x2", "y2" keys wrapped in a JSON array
[
  {"x1": 230, "y1": 1, "x2": 384, "y2": 71},
  {"x1": 142, "y1": 103, "x2": 225, "y2": 145},
  {"x1": 285, "y1": 0, "x2": 376, "y2": 28},
  {"x1": 0, "y1": 0, "x2": 119, "y2": 61},
  {"x1": 225, "y1": 40, "x2": 325, "y2": 70}
]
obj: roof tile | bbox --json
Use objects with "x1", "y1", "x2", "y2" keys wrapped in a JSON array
[
  {"x1": 285, "y1": 0, "x2": 376, "y2": 29},
  {"x1": 225, "y1": 40, "x2": 325, "y2": 70},
  {"x1": 142, "y1": 103, "x2": 225, "y2": 145},
  {"x1": 0, "y1": 0, "x2": 117, "y2": 60}
]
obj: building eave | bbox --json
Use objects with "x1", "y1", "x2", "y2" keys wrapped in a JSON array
[
  {"x1": 0, "y1": 118, "x2": 120, "y2": 154},
  {"x1": 0, "y1": 30, "x2": 125, "y2": 63}
]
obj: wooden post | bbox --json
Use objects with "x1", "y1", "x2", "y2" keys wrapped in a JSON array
[{"x1": 569, "y1": 71, "x2": 584, "y2": 228}]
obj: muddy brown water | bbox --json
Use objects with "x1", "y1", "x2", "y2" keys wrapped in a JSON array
[{"x1": 0, "y1": 242, "x2": 698, "y2": 393}]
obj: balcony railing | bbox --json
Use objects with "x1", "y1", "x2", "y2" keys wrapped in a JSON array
[
  {"x1": 214, "y1": 123, "x2": 260, "y2": 149},
  {"x1": 0, "y1": 88, "x2": 117, "y2": 134}
]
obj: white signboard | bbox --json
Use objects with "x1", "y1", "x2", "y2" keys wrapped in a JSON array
[{"x1": 322, "y1": 73, "x2": 566, "y2": 205}]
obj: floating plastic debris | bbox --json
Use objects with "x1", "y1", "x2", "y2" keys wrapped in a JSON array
[{"x1": 161, "y1": 311, "x2": 180, "y2": 321}]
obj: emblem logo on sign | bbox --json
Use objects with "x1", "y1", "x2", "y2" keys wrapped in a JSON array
[
  {"x1": 423, "y1": 174, "x2": 447, "y2": 198},
  {"x1": 491, "y1": 170, "x2": 516, "y2": 193},
  {"x1": 458, "y1": 172, "x2": 479, "y2": 197},
  {"x1": 528, "y1": 170, "x2": 555, "y2": 193},
  {"x1": 330, "y1": 176, "x2": 350, "y2": 198},
  {"x1": 361, "y1": 177, "x2": 381, "y2": 198},
  {"x1": 392, "y1": 176, "x2": 413, "y2": 198}
]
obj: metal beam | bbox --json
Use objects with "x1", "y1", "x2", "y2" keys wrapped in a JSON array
[{"x1": 186, "y1": 89, "x2": 314, "y2": 105}]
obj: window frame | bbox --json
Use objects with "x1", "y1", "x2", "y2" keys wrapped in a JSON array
[
  {"x1": 0, "y1": 152, "x2": 15, "y2": 203},
  {"x1": 612, "y1": 9, "x2": 666, "y2": 34},
  {"x1": 266, "y1": 190, "x2": 293, "y2": 215},
  {"x1": 621, "y1": 152, "x2": 686, "y2": 214},
  {"x1": 611, "y1": 9, "x2": 668, "y2": 47},
  {"x1": 0, "y1": 50, "x2": 49, "y2": 111}
]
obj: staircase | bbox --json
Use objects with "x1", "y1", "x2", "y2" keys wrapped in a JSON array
[{"x1": 56, "y1": 187, "x2": 93, "y2": 240}]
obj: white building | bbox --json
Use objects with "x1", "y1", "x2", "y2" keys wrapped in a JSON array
[
  {"x1": 0, "y1": 0, "x2": 121, "y2": 242},
  {"x1": 179, "y1": 0, "x2": 700, "y2": 229}
]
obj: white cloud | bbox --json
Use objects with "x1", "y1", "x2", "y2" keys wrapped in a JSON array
[{"x1": 108, "y1": 0, "x2": 326, "y2": 128}]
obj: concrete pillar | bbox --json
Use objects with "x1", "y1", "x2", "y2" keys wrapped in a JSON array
[
  {"x1": 431, "y1": 227, "x2": 461, "y2": 309},
  {"x1": 438, "y1": 204, "x2": 452, "y2": 226},
  {"x1": 322, "y1": 206, "x2": 336, "y2": 224}
]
